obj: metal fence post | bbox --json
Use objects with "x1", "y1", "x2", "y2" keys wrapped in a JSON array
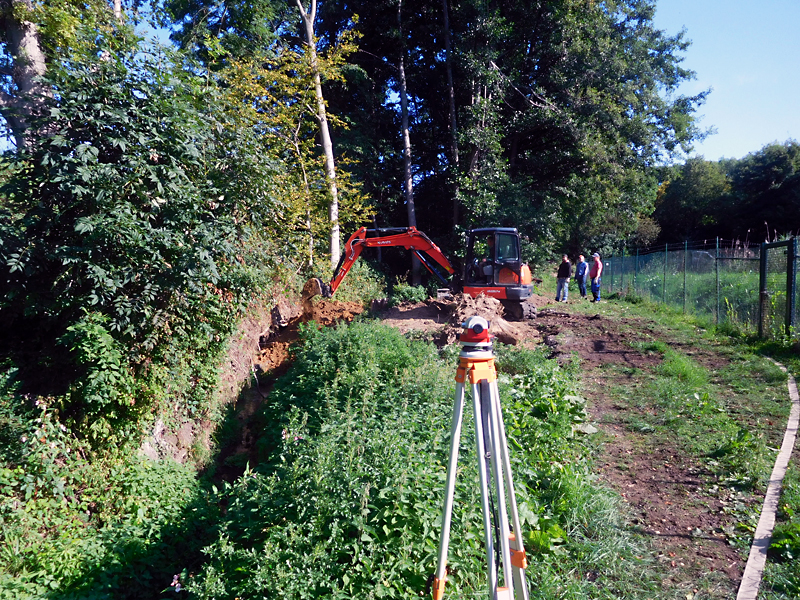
[
  {"x1": 621, "y1": 247, "x2": 625, "y2": 293},
  {"x1": 715, "y1": 237, "x2": 720, "y2": 325},
  {"x1": 634, "y1": 248, "x2": 638, "y2": 295},
  {"x1": 610, "y1": 253, "x2": 614, "y2": 293},
  {"x1": 787, "y1": 237, "x2": 797, "y2": 337},
  {"x1": 759, "y1": 242, "x2": 767, "y2": 339},
  {"x1": 683, "y1": 240, "x2": 687, "y2": 313},
  {"x1": 663, "y1": 243, "x2": 668, "y2": 304}
]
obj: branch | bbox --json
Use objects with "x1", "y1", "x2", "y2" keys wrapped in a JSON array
[{"x1": 489, "y1": 60, "x2": 558, "y2": 112}]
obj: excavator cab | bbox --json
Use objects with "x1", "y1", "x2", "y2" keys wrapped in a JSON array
[{"x1": 464, "y1": 228, "x2": 533, "y2": 302}]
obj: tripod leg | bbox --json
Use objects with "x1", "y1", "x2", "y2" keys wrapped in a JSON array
[
  {"x1": 433, "y1": 381, "x2": 467, "y2": 600},
  {"x1": 489, "y1": 381, "x2": 530, "y2": 600},
  {"x1": 482, "y1": 380, "x2": 514, "y2": 598},
  {"x1": 471, "y1": 381, "x2": 498, "y2": 598}
]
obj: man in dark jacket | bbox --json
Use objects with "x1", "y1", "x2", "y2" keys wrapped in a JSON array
[{"x1": 556, "y1": 255, "x2": 571, "y2": 302}]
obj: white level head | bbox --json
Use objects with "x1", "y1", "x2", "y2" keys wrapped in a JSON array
[
  {"x1": 461, "y1": 315, "x2": 490, "y2": 334},
  {"x1": 458, "y1": 315, "x2": 493, "y2": 353}
]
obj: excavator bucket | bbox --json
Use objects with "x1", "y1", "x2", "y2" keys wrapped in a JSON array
[{"x1": 302, "y1": 277, "x2": 324, "y2": 301}]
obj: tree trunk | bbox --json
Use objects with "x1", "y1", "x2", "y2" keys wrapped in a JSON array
[
  {"x1": 113, "y1": 0, "x2": 122, "y2": 22},
  {"x1": 0, "y1": 0, "x2": 49, "y2": 149},
  {"x1": 398, "y1": 0, "x2": 420, "y2": 284},
  {"x1": 295, "y1": 0, "x2": 340, "y2": 268},
  {"x1": 441, "y1": 0, "x2": 460, "y2": 228}
]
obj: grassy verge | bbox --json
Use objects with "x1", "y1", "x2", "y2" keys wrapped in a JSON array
[
  {"x1": 582, "y1": 292, "x2": 800, "y2": 597},
  {"x1": 1, "y1": 317, "x2": 662, "y2": 598},
  {"x1": 187, "y1": 321, "x2": 657, "y2": 599}
]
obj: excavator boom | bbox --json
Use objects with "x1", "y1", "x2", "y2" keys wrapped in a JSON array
[{"x1": 315, "y1": 227, "x2": 455, "y2": 298}]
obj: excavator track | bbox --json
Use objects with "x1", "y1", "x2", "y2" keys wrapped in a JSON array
[{"x1": 501, "y1": 300, "x2": 537, "y2": 321}]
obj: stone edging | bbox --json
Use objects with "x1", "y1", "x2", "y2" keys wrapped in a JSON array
[{"x1": 736, "y1": 362, "x2": 800, "y2": 600}]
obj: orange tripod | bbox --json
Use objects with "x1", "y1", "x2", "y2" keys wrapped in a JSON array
[{"x1": 432, "y1": 316, "x2": 529, "y2": 600}]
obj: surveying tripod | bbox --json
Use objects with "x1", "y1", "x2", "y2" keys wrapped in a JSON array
[{"x1": 431, "y1": 316, "x2": 529, "y2": 600}]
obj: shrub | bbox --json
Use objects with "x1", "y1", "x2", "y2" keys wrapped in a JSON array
[
  {"x1": 329, "y1": 259, "x2": 388, "y2": 307},
  {"x1": 389, "y1": 282, "x2": 428, "y2": 306}
]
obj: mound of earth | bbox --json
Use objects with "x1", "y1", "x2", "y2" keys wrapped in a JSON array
[
  {"x1": 379, "y1": 293, "x2": 544, "y2": 347},
  {"x1": 255, "y1": 298, "x2": 364, "y2": 374}
]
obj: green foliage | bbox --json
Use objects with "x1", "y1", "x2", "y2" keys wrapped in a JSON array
[
  {"x1": 57, "y1": 311, "x2": 138, "y2": 443},
  {"x1": 330, "y1": 259, "x2": 388, "y2": 307},
  {"x1": 654, "y1": 141, "x2": 800, "y2": 242},
  {"x1": 389, "y1": 282, "x2": 428, "y2": 306},
  {"x1": 0, "y1": 38, "x2": 286, "y2": 443},
  {"x1": 0, "y1": 393, "x2": 208, "y2": 599},
  {"x1": 770, "y1": 523, "x2": 800, "y2": 562},
  {"x1": 178, "y1": 322, "x2": 646, "y2": 599}
]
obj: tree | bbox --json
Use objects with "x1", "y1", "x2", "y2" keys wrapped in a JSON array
[
  {"x1": 0, "y1": 40, "x2": 281, "y2": 441},
  {"x1": 654, "y1": 158, "x2": 729, "y2": 241},
  {"x1": 219, "y1": 42, "x2": 366, "y2": 268},
  {"x1": 0, "y1": 0, "x2": 53, "y2": 147},
  {"x1": 0, "y1": 0, "x2": 125, "y2": 148},
  {"x1": 295, "y1": 0, "x2": 343, "y2": 267},
  {"x1": 318, "y1": 0, "x2": 706, "y2": 262},
  {"x1": 722, "y1": 141, "x2": 800, "y2": 240}
]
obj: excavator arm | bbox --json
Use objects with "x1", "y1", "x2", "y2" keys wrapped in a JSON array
[{"x1": 312, "y1": 227, "x2": 456, "y2": 298}]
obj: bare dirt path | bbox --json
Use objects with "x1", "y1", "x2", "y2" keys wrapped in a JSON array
[{"x1": 534, "y1": 306, "x2": 747, "y2": 597}]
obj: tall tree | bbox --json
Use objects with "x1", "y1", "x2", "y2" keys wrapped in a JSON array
[
  {"x1": 441, "y1": 0, "x2": 459, "y2": 227},
  {"x1": 295, "y1": 0, "x2": 343, "y2": 267},
  {"x1": 0, "y1": 0, "x2": 52, "y2": 147},
  {"x1": 397, "y1": 0, "x2": 421, "y2": 283},
  {"x1": 0, "y1": 0, "x2": 125, "y2": 148}
]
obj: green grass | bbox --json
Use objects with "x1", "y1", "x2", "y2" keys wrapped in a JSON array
[{"x1": 578, "y1": 292, "x2": 800, "y2": 595}]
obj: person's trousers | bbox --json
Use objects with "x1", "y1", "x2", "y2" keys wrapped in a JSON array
[
  {"x1": 556, "y1": 277, "x2": 569, "y2": 301},
  {"x1": 591, "y1": 277, "x2": 601, "y2": 301},
  {"x1": 576, "y1": 277, "x2": 587, "y2": 297}
]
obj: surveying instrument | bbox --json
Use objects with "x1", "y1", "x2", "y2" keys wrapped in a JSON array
[{"x1": 431, "y1": 316, "x2": 529, "y2": 600}]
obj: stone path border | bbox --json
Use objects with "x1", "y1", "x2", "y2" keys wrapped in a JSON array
[{"x1": 736, "y1": 362, "x2": 800, "y2": 600}]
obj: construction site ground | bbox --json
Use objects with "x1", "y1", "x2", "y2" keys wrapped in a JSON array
[{"x1": 228, "y1": 292, "x2": 793, "y2": 598}]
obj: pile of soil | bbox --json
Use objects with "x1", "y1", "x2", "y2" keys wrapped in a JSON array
[
  {"x1": 379, "y1": 293, "x2": 546, "y2": 347},
  {"x1": 255, "y1": 297, "x2": 364, "y2": 374}
]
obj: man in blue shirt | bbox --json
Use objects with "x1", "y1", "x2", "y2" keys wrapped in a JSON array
[{"x1": 574, "y1": 255, "x2": 588, "y2": 299}]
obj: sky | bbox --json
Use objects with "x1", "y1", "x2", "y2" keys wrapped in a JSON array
[{"x1": 651, "y1": 0, "x2": 800, "y2": 162}]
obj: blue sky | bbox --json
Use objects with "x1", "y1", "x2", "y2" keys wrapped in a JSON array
[{"x1": 652, "y1": 0, "x2": 800, "y2": 161}]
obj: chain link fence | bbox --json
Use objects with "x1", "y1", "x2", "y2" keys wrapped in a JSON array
[{"x1": 601, "y1": 238, "x2": 799, "y2": 340}]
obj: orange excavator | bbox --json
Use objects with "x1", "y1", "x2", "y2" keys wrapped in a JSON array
[{"x1": 305, "y1": 226, "x2": 537, "y2": 319}]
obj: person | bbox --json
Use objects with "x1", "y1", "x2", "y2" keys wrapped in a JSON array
[
  {"x1": 574, "y1": 254, "x2": 588, "y2": 299},
  {"x1": 480, "y1": 235, "x2": 495, "y2": 283},
  {"x1": 555, "y1": 254, "x2": 571, "y2": 302},
  {"x1": 589, "y1": 252, "x2": 603, "y2": 302}
]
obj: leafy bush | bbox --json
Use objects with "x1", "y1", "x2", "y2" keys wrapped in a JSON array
[
  {"x1": 389, "y1": 282, "x2": 428, "y2": 306},
  {"x1": 0, "y1": 396, "x2": 208, "y2": 599},
  {"x1": 0, "y1": 321, "x2": 651, "y2": 599},
  {"x1": 0, "y1": 40, "x2": 283, "y2": 445},
  {"x1": 184, "y1": 323, "x2": 647, "y2": 599},
  {"x1": 329, "y1": 259, "x2": 388, "y2": 307}
]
